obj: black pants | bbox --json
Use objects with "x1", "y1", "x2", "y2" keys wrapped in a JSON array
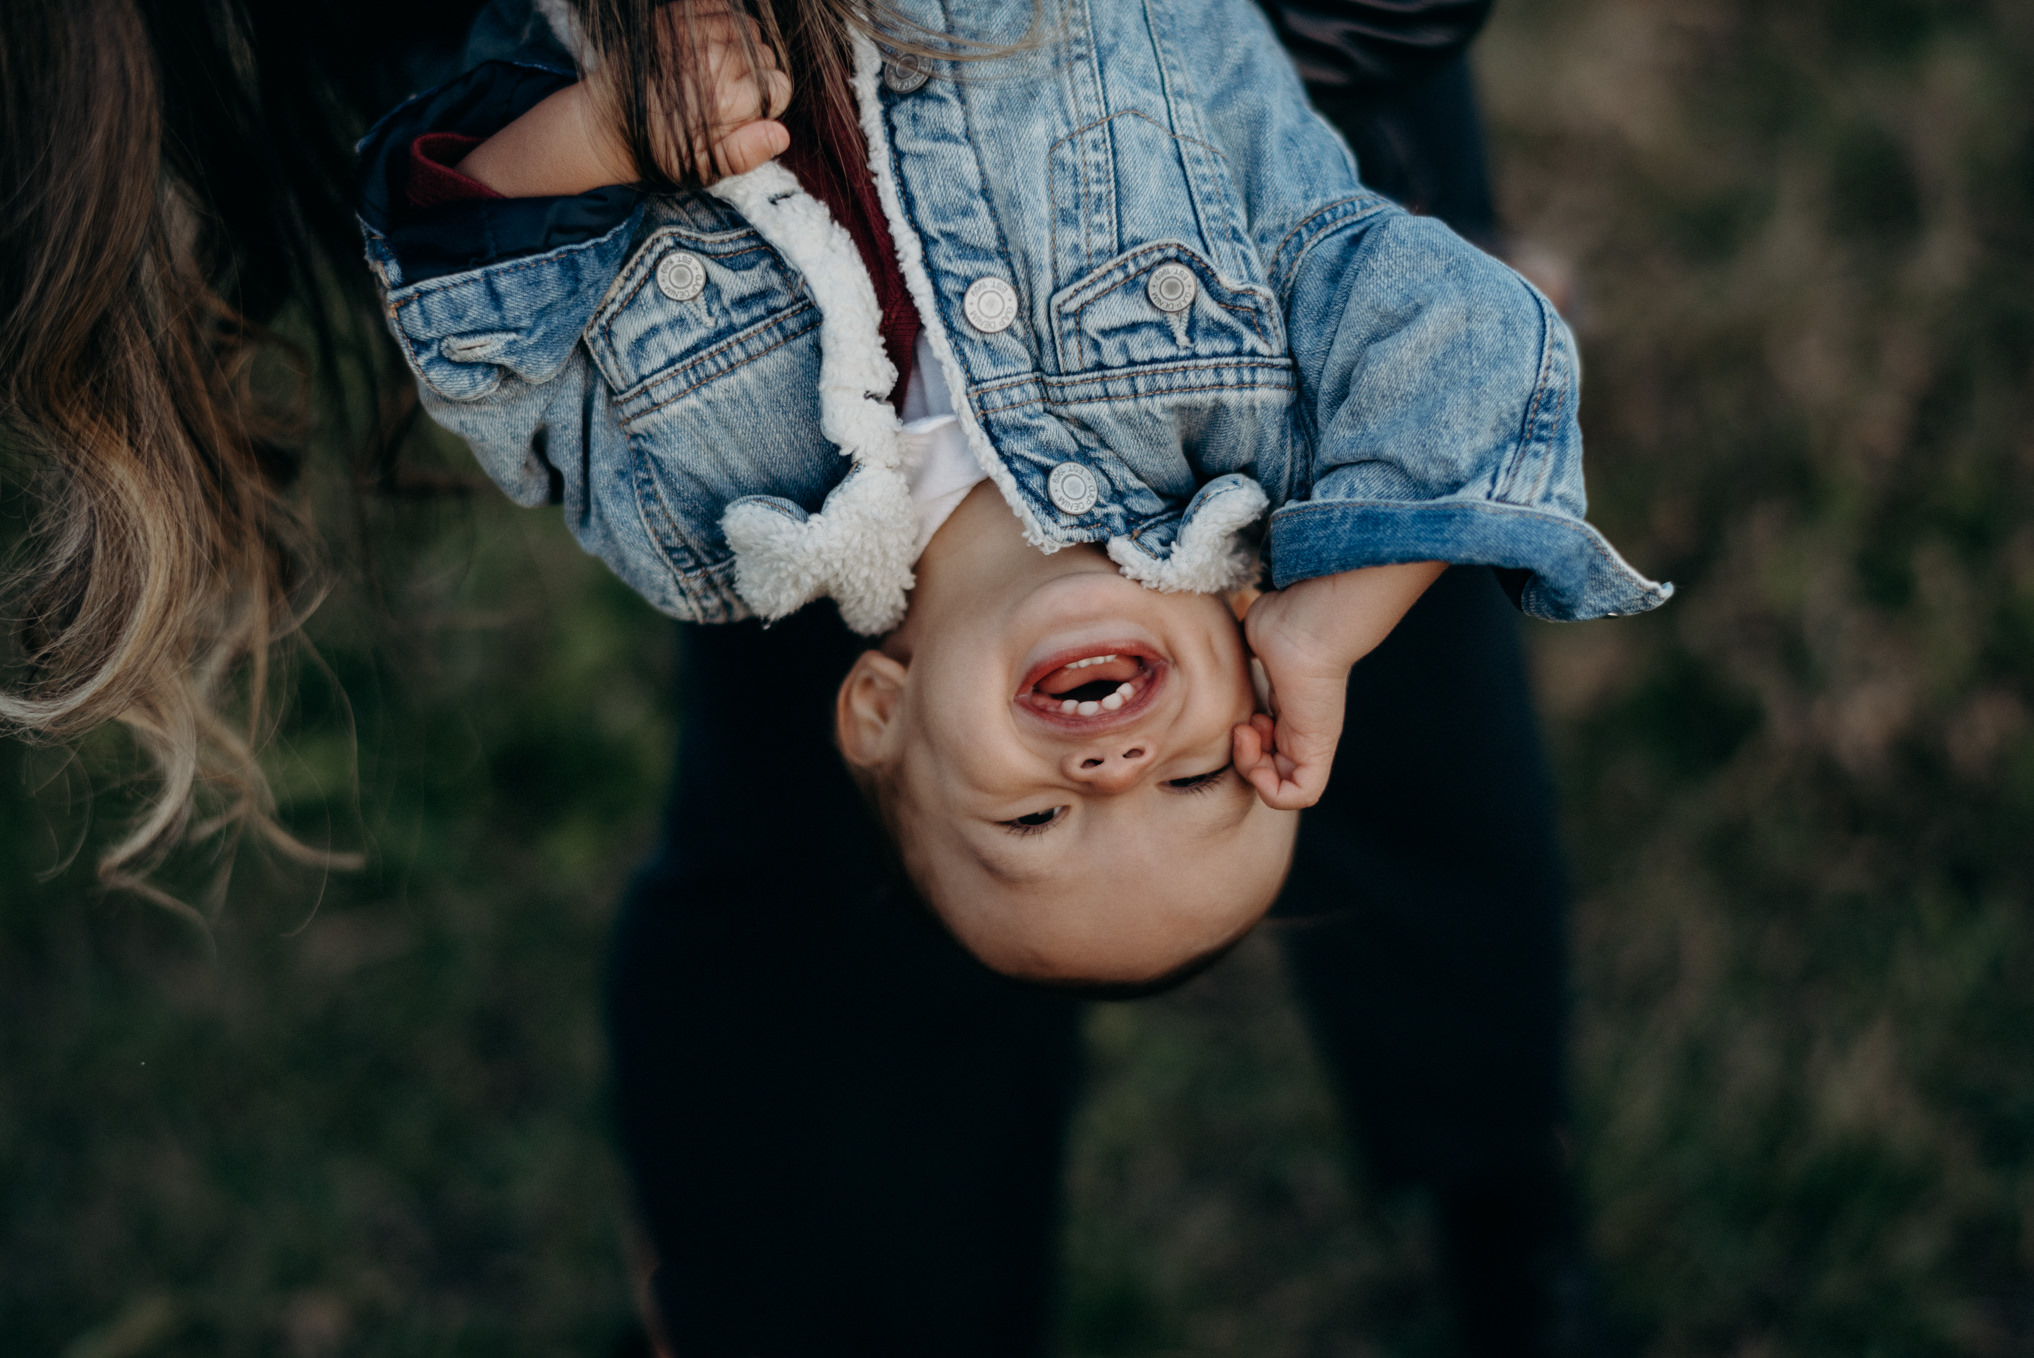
[
  {"x1": 604, "y1": 58, "x2": 1568, "y2": 1356},
  {"x1": 607, "y1": 567, "x2": 1568, "y2": 1356}
]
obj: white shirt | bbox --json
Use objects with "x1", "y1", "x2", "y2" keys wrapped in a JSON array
[{"x1": 894, "y1": 333, "x2": 988, "y2": 561}]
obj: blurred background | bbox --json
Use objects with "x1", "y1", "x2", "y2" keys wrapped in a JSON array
[{"x1": 5, "y1": 0, "x2": 2033, "y2": 1352}]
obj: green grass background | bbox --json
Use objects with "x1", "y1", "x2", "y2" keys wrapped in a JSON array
[{"x1": 6, "y1": 0, "x2": 2033, "y2": 1351}]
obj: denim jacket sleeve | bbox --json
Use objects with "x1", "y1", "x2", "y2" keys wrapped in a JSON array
[
  {"x1": 363, "y1": 210, "x2": 641, "y2": 499},
  {"x1": 1190, "y1": 0, "x2": 1669, "y2": 620},
  {"x1": 1269, "y1": 205, "x2": 1668, "y2": 619},
  {"x1": 355, "y1": 52, "x2": 647, "y2": 504}
]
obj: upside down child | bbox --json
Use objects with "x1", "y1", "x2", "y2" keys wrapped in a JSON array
[{"x1": 355, "y1": 0, "x2": 1669, "y2": 985}]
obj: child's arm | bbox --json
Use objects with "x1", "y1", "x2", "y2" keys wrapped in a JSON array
[
  {"x1": 454, "y1": 5, "x2": 792, "y2": 197},
  {"x1": 1232, "y1": 560, "x2": 1447, "y2": 809}
]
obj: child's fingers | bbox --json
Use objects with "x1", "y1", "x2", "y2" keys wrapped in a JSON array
[
  {"x1": 710, "y1": 119, "x2": 791, "y2": 179},
  {"x1": 712, "y1": 63, "x2": 793, "y2": 128},
  {"x1": 1233, "y1": 716, "x2": 1318, "y2": 811},
  {"x1": 762, "y1": 65, "x2": 793, "y2": 120}
]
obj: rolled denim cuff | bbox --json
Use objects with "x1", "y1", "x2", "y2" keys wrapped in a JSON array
[
  {"x1": 1267, "y1": 497, "x2": 1673, "y2": 621},
  {"x1": 367, "y1": 205, "x2": 644, "y2": 403}
]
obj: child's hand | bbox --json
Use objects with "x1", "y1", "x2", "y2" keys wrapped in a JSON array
[
  {"x1": 618, "y1": 2, "x2": 794, "y2": 182},
  {"x1": 455, "y1": 4, "x2": 792, "y2": 198},
  {"x1": 1232, "y1": 561, "x2": 1449, "y2": 810}
]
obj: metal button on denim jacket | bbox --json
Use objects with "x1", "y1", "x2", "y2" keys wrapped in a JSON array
[{"x1": 357, "y1": 0, "x2": 1671, "y2": 635}]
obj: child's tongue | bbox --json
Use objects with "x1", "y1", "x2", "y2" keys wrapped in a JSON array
[{"x1": 1036, "y1": 654, "x2": 1140, "y2": 697}]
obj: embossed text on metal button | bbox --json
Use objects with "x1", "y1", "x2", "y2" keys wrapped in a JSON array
[
  {"x1": 1146, "y1": 262, "x2": 1197, "y2": 314},
  {"x1": 656, "y1": 251, "x2": 707, "y2": 302},
  {"x1": 962, "y1": 277, "x2": 1019, "y2": 334},
  {"x1": 882, "y1": 59, "x2": 929, "y2": 93},
  {"x1": 1047, "y1": 462, "x2": 1100, "y2": 515}
]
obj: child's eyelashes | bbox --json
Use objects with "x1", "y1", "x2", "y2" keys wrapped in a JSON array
[
  {"x1": 1000, "y1": 806, "x2": 1064, "y2": 836},
  {"x1": 998, "y1": 767, "x2": 1229, "y2": 833},
  {"x1": 1165, "y1": 766, "x2": 1230, "y2": 795}
]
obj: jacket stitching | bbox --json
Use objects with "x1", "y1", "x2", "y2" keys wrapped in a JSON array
[
  {"x1": 1272, "y1": 498, "x2": 1651, "y2": 577},
  {"x1": 388, "y1": 215, "x2": 638, "y2": 309},
  {"x1": 595, "y1": 241, "x2": 778, "y2": 353},
  {"x1": 620, "y1": 306, "x2": 820, "y2": 421},
  {"x1": 1268, "y1": 194, "x2": 1389, "y2": 296},
  {"x1": 1052, "y1": 242, "x2": 1275, "y2": 362},
  {"x1": 1496, "y1": 282, "x2": 1558, "y2": 507},
  {"x1": 969, "y1": 355, "x2": 1293, "y2": 399},
  {"x1": 983, "y1": 372, "x2": 1297, "y2": 412}
]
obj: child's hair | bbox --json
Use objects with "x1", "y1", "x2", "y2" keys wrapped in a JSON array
[
  {"x1": 574, "y1": 0, "x2": 1031, "y2": 191},
  {"x1": 0, "y1": 0, "x2": 431, "y2": 909}
]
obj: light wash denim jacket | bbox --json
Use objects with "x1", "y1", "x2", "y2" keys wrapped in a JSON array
[{"x1": 357, "y1": 0, "x2": 1670, "y2": 635}]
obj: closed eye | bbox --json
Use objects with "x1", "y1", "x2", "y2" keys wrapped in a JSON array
[
  {"x1": 1164, "y1": 765, "x2": 1230, "y2": 795},
  {"x1": 998, "y1": 806, "x2": 1065, "y2": 836}
]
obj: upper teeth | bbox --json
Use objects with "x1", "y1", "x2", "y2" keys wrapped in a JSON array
[{"x1": 1067, "y1": 654, "x2": 1119, "y2": 670}]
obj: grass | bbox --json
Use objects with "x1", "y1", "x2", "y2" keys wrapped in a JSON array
[{"x1": 6, "y1": 0, "x2": 2034, "y2": 1352}]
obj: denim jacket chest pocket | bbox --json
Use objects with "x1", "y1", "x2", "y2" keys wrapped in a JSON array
[
  {"x1": 587, "y1": 224, "x2": 821, "y2": 419},
  {"x1": 1049, "y1": 243, "x2": 1282, "y2": 372},
  {"x1": 586, "y1": 219, "x2": 838, "y2": 615},
  {"x1": 1044, "y1": 110, "x2": 1285, "y2": 378}
]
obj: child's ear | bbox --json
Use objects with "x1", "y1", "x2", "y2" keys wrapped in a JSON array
[{"x1": 835, "y1": 649, "x2": 910, "y2": 769}]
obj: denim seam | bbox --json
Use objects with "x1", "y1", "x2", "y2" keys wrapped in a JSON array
[
  {"x1": 982, "y1": 374, "x2": 1293, "y2": 412},
  {"x1": 968, "y1": 360, "x2": 1290, "y2": 412},
  {"x1": 387, "y1": 211, "x2": 639, "y2": 314},
  {"x1": 1268, "y1": 194, "x2": 1389, "y2": 299},
  {"x1": 1046, "y1": 108, "x2": 1229, "y2": 174},
  {"x1": 618, "y1": 306, "x2": 821, "y2": 420},
  {"x1": 1272, "y1": 498, "x2": 1642, "y2": 577},
  {"x1": 1495, "y1": 283, "x2": 1559, "y2": 508},
  {"x1": 1054, "y1": 245, "x2": 1274, "y2": 364},
  {"x1": 595, "y1": 243, "x2": 777, "y2": 350}
]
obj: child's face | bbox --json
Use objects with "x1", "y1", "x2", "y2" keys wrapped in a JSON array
[{"x1": 838, "y1": 484, "x2": 1299, "y2": 985}]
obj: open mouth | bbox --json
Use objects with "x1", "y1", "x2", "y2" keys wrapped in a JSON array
[{"x1": 1016, "y1": 645, "x2": 1165, "y2": 724}]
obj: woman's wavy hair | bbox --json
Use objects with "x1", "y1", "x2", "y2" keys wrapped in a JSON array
[
  {"x1": 0, "y1": 0, "x2": 471, "y2": 914},
  {"x1": 0, "y1": 0, "x2": 1024, "y2": 912}
]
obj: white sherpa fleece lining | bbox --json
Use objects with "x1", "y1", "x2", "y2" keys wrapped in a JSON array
[
  {"x1": 1108, "y1": 476, "x2": 1268, "y2": 594},
  {"x1": 710, "y1": 163, "x2": 921, "y2": 634},
  {"x1": 848, "y1": 37, "x2": 1058, "y2": 552}
]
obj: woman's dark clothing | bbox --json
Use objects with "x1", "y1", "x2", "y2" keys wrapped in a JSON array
[
  {"x1": 606, "y1": 11, "x2": 1576, "y2": 1356},
  {"x1": 1258, "y1": 0, "x2": 1493, "y2": 89},
  {"x1": 608, "y1": 561, "x2": 1570, "y2": 1356}
]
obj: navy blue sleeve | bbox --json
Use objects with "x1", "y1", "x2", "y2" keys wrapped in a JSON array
[
  {"x1": 355, "y1": 58, "x2": 642, "y2": 284},
  {"x1": 1253, "y1": 0, "x2": 1493, "y2": 91}
]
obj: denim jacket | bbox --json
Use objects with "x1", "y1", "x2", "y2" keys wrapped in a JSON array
[{"x1": 356, "y1": 0, "x2": 1670, "y2": 634}]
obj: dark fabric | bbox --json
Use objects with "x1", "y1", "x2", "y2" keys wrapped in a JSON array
[
  {"x1": 1273, "y1": 564, "x2": 1569, "y2": 1189},
  {"x1": 607, "y1": 609, "x2": 1083, "y2": 1358},
  {"x1": 1255, "y1": 0, "x2": 1494, "y2": 91},
  {"x1": 1316, "y1": 55, "x2": 1500, "y2": 247},
  {"x1": 356, "y1": 59, "x2": 640, "y2": 283}
]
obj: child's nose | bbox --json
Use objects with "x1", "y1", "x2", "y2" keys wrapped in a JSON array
[{"x1": 1062, "y1": 743, "x2": 1150, "y2": 793}]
